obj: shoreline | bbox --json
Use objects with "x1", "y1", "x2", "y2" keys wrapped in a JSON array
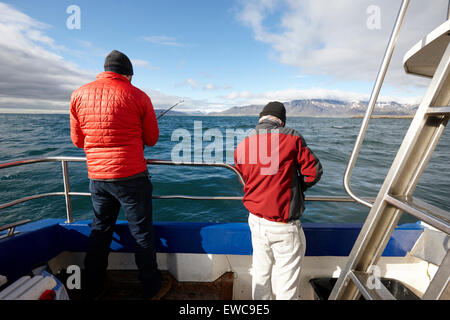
[
  {"x1": 0, "y1": 108, "x2": 70, "y2": 115},
  {"x1": 350, "y1": 114, "x2": 414, "y2": 119},
  {"x1": 0, "y1": 109, "x2": 414, "y2": 119}
]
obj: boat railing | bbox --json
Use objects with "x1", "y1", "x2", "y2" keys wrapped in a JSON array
[
  {"x1": 329, "y1": 0, "x2": 450, "y2": 300},
  {"x1": 343, "y1": 0, "x2": 410, "y2": 209},
  {"x1": 0, "y1": 156, "x2": 374, "y2": 225},
  {"x1": 0, "y1": 219, "x2": 31, "y2": 239}
]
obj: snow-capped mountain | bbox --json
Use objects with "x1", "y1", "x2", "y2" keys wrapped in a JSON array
[{"x1": 208, "y1": 99, "x2": 418, "y2": 117}]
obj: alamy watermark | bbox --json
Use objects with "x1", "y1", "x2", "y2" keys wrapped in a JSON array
[
  {"x1": 366, "y1": 5, "x2": 381, "y2": 30},
  {"x1": 66, "y1": 264, "x2": 81, "y2": 289},
  {"x1": 66, "y1": 5, "x2": 81, "y2": 30},
  {"x1": 170, "y1": 120, "x2": 280, "y2": 175},
  {"x1": 366, "y1": 265, "x2": 382, "y2": 290}
]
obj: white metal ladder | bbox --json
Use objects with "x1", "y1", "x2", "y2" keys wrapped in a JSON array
[{"x1": 329, "y1": 3, "x2": 450, "y2": 300}]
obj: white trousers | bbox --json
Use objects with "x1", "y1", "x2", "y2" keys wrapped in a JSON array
[{"x1": 248, "y1": 213, "x2": 306, "y2": 300}]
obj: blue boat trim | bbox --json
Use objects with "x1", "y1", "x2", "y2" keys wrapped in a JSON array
[{"x1": 0, "y1": 219, "x2": 423, "y2": 284}]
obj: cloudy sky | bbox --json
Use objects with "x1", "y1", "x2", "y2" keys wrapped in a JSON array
[{"x1": 0, "y1": 0, "x2": 447, "y2": 112}]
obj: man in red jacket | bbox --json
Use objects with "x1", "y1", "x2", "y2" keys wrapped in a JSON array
[
  {"x1": 234, "y1": 101, "x2": 322, "y2": 300},
  {"x1": 70, "y1": 50, "x2": 168, "y2": 299}
]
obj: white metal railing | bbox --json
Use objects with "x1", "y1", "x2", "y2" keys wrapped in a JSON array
[
  {"x1": 0, "y1": 157, "x2": 373, "y2": 225},
  {"x1": 343, "y1": 0, "x2": 410, "y2": 208}
]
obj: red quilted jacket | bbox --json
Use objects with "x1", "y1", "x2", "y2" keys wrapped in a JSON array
[{"x1": 70, "y1": 72, "x2": 159, "y2": 179}]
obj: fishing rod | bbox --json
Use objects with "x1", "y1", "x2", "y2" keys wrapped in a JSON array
[
  {"x1": 157, "y1": 100, "x2": 184, "y2": 119},
  {"x1": 144, "y1": 100, "x2": 184, "y2": 149}
]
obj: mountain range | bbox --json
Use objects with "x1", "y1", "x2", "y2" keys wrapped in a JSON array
[
  {"x1": 155, "y1": 99, "x2": 418, "y2": 117},
  {"x1": 206, "y1": 99, "x2": 419, "y2": 117}
]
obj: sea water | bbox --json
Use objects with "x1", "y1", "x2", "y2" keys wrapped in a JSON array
[{"x1": 0, "y1": 114, "x2": 448, "y2": 226}]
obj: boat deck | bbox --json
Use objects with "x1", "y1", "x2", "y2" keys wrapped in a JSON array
[{"x1": 58, "y1": 270, "x2": 234, "y2": 300}]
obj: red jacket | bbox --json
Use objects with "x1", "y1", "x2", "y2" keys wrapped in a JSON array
[
  {"x1": 234, "y1": 120, "x2": 322, "y2": 223},
  {"x1": 70, "y1": 72, "x2": 159, "y2": 179}
]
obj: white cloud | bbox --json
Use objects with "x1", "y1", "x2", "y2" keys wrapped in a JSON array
[
  {"x1": 0, "y1": 2, "x2": 49, "y2": 29},
  {"x1": 0, "y1": 2, "x2": 94, "y2": 109},
  {"x1": 203, "y1": 83, "x2": 217, "y2": 91},
  {"x1": 0, "y1": 3, "x2": 198, "y2": 112},
  {"x1": 131, "y1": 59, "x2": 149, "y2": 67},
  {"x1": 202, "y1": 83, "x2": 233, "y2": 91},
  {"x1": 175, "y1": 78, "x2": 229, "y2": 92},
  {"x1": 224, "y1": 87, "x2": 422, "y2": 105},
  {"x1": 175, "y1": 78, "x2": 200, "y2": 89},
  {"x1": 0, "y1": 1, "x2": 437, "y2": 113},
  {"x1": 74, "y1": 39, "x2": 109, "y2": 58},
  {"x1": 143, "y1": 88, "x2": 231, "y2": 113},
  {"x1": 141, "y1": 35, "x2": 184, "y2": 47},
  {"x1": 236, "y1": 0, "x2": 447, "y2": 89},
  {"x1": 131, "y1": 59, "x2": 159, "y2": 71},
  {"x1": 185, "y1": 78, "x2": 199, "y2": 88}
]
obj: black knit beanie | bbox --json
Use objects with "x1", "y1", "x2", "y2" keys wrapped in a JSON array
[
  {"x1": 259, "y1": 101, "x2": 286, "y2": 123},
  {"x1": 104, "y1": 50, "x2": 134, "y2": 75}
]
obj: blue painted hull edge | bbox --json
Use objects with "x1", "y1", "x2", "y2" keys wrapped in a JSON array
[{"x1": 0, "y1": 219, "x2": 423, "y2": 284}]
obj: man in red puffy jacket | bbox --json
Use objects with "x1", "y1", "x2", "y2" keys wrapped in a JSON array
[{"x1": 70, "y1": 50, "x2": 167, "y2": 299}]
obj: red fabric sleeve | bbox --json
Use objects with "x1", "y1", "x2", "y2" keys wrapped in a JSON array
[
  {"x1": 141, "y1": 93, "x2": 159, "y2": 147},
  {"x1": 297, "y1": 136, "x2": 322, "y2": 189},
  {"x1": 70, "y1": 92, "x2": 85, "y2": 149}
]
